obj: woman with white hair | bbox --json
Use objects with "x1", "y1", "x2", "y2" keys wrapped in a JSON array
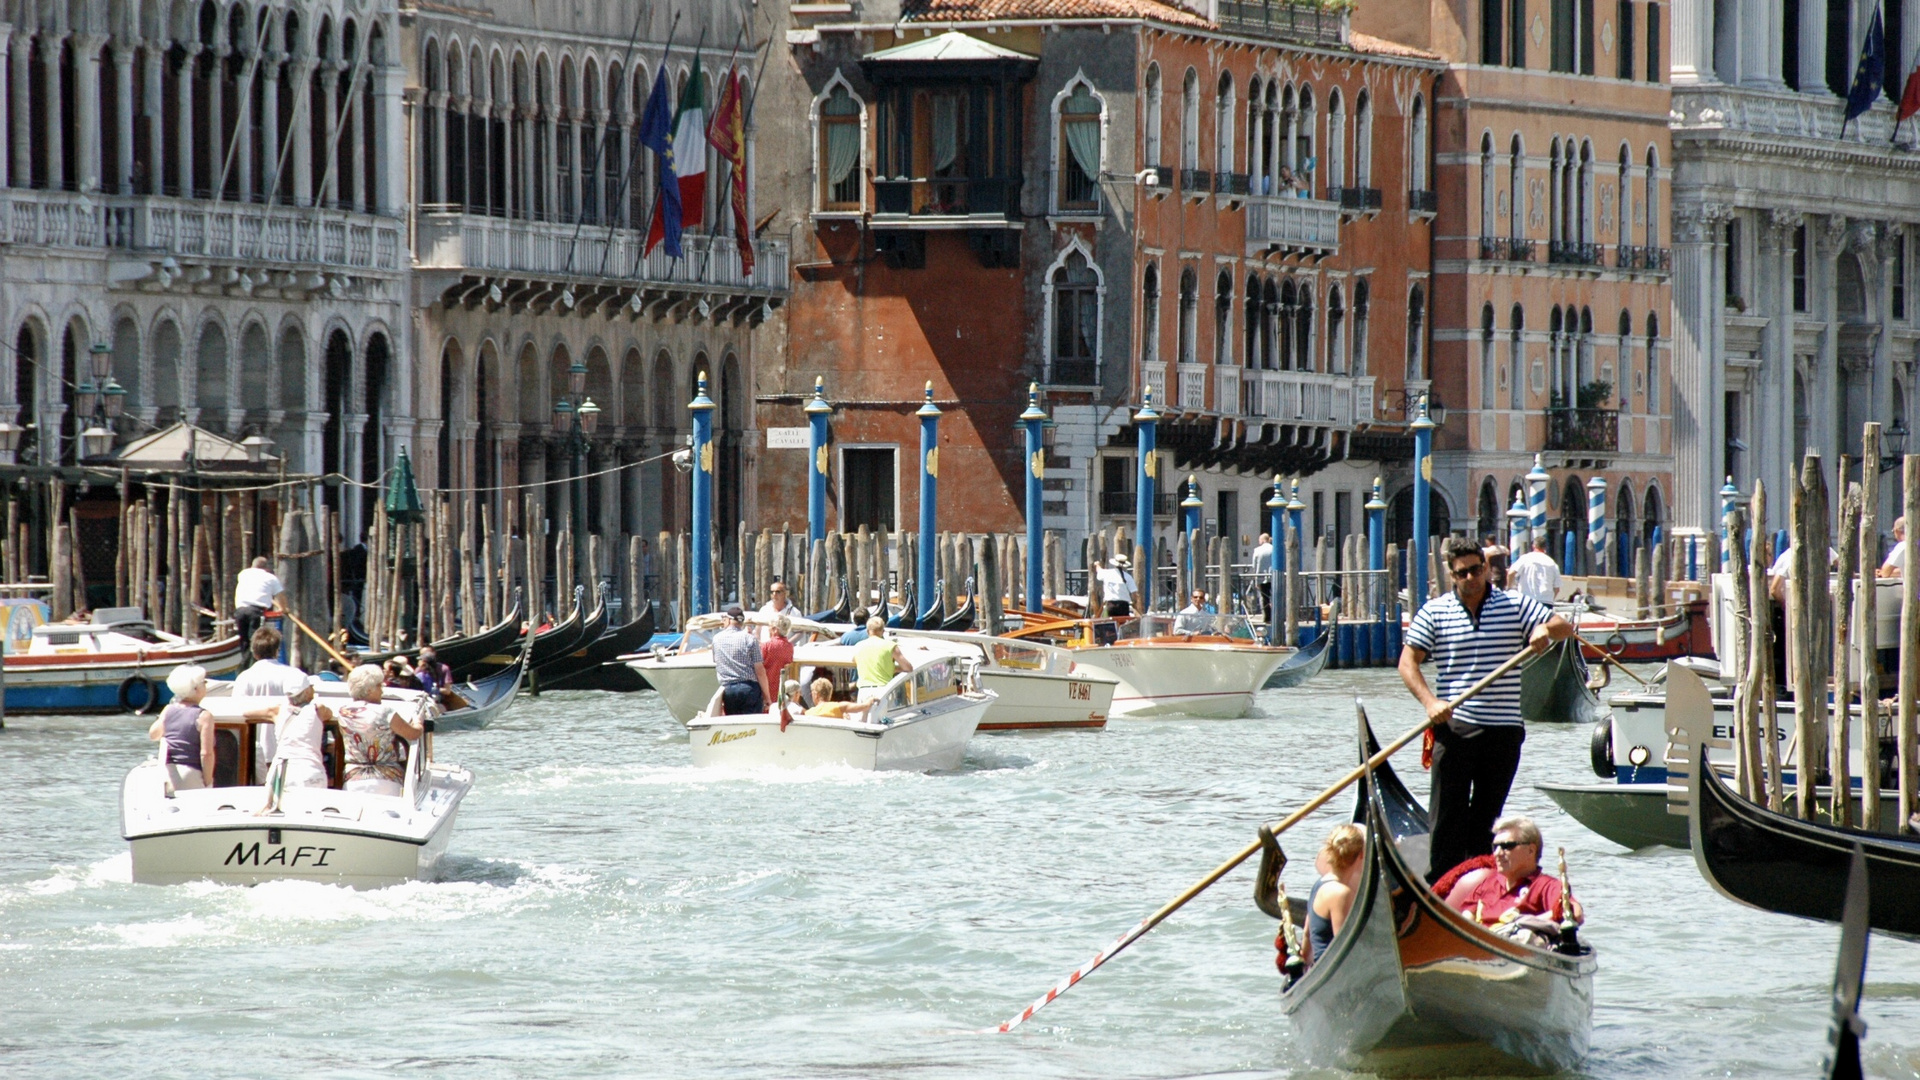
[
  {"x1": 336, "y1": 664, "x2": 424, "y2": 796},
  {"x1": 148, "y1": 665, "x2": 215, "y2": 789}
]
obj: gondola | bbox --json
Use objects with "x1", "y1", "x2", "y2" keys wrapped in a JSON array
[
  {"x1": 351, "y1": 602, "x2": 523, "y2": 678},
  {"x1": 939, "y1": 579, "x2": 976, "y2": 632},
  {"x1": 432, "y1": 636, "x2": 531, "y2": 732},
  {"x1": 1825, "y1": 845, "x2": 1870, "y2": 1080},
  {"x1": 1273, "y1": 704, "x2": 1596, "y2": 1076},
  {"x1": 1264, "y1": 622, "x2": 1332, "y2": 689},
  {"x1": 528, "y1": 588, "x2": 592, "y2": 669},
  {"x1": 807, "y1": 582, "x2": 851, "y2": 625},
  {"x1": 1519, "y1": 636, "x2": 1598, "y2": 724},
  {"x1": 537, "y1": 603, "x2": 658, "y2": 691}
]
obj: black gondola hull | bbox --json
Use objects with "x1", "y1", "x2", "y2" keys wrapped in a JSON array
[
  {"x1": 1519, "y1": 637, "x2": 1597, "y2": 724},
  {"x1": 1264, "y1": 626, "x2": 1331, "y2": 689}
]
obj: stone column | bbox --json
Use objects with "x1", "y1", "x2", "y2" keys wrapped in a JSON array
[
  {"x1": 1671, "y1": 199, "x2": 1731, "y2": 529},
  {"x1": 568, "y1": 107, "x2": 583, "y2": 222},
  {"x1": 177, "y1": 43, "x2": 199, "y2": 197},
  {"x1": 1759, "y1": 209, "x2": 1799, "y2": 504},
  {"x1": 321, "y1": 59, "x2": 340, "y2": 206},
  {"x1": 474, "y1": 92, "x2": 491, "y2": 214},
  {"x1": 42, "y1": 31, "x2": 67, "y2": 190},
  {"x1": 73, "y1": 34, "x2": 106, "y2": 193},
  {"x1": 348, "y1": 63, "x2": 366, "y2": 212},
  {"x1": 1672, "y1": 0, "x2": 1715, "y2": 83},
  {"x1": 114, "y1": 43, "x2": 136, "y2": 193},
  {"x1": 234, "y1": 46, "x2": 255, "y2": 200},
  {"x1": 142, "y1": 40, "x2": 164, "y2": 195},
  {"x1": 207, "y1": 44, "x2": 227, "y2": 198},
  {"x1": 0, "y1": 25, "x2": 12, "y2": 189},
  {"x1": 377, "y1": 65, "x2": 402, "y2": 216},
  {"x1": 290, "y1": 57, "x2": 315, "y2": 206},
  {"x1": 429, "y1": 90, "x2": 448, "y2": 204},
  {"x1": 260, "y1": 50, "x2": 281, "y2": 200},
  {"x1": 520, "y1": 106, "x2": 536, "y2": 219},
  {"x1": 543, "y1": 107, "x2": 558, "y2": 221},
  {"x1": 498, "y1": 104, "x2": 515, "y2": 218},
  {"x1": 1739, "y1": 0, "x2": 1772, "y2": 85},
  {"x1": 1801, "y1": 0, "x2": 1829, "y2": 93}
]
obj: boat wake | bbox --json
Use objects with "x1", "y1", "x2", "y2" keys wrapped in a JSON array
[{"x1": 495, "y1": 761, "x2": 925, "y2": 792}]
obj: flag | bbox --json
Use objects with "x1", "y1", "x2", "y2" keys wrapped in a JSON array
[
  {"x1": 1845, "y1": 4, "x2": 1886, "y2": 124},
  {"x1": 639, "y1": 67, "x2": 682, "y2": 259},
  {"x1": 706, "y1": 67, "x2": 754, "y2": 276},
  {"x1": 1901, "y1": 68, "x2": 1920, "y2": 123},
  {"x1": 672, "y1": 55, "x2": 709, "y2": 231}
]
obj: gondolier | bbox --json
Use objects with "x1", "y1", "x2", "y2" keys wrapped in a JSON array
[
  {"x1": 233, "y1": 557, "x2": 285, "y2": 650},
  {"x1": 1400, "y1": 537, "x2": 1572, "y2": 883}
]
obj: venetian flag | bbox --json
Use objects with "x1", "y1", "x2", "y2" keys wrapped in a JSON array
[
  {"x1": 706, "y1": 67, "x2": 754, "y2": 276},
  {"x1": 673, "y1": 55, "x2": 709, "y2": 230}
]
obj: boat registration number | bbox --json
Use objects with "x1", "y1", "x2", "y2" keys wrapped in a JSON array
[{"x1": 1067, "y1": 681, "x2": 1094, "y2": 701}]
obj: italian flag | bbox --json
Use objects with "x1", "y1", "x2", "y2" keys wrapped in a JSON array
[{"x1": 672, "y1": 56, "x2": 707, "y2": 229}]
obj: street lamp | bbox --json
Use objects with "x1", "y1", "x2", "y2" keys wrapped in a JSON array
[
  {"x1": 551, "y1": 386, "x2": 598, "y2": 600},
  {"x1": 0, "y1": 417, "x2": 21, "y2": 466},
  {"x1": 74, "y1": 342, "x2": 125, "y2": 462},
  {"x1": 241, "y1": 434, "x2": 275, "y2": 464}
]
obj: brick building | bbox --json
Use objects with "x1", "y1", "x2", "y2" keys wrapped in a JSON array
[{"x1": 756, "y1": 0, "x2": 1444, "y2": 576}]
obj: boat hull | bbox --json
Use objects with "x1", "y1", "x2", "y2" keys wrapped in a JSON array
[
  {"x1": 973, "y1": 667, "x2": 1112, "y2": 730},
  {"x1": 1537, "y1": 781, "x2": 1689, "y2": 850},
  {"x1": 1069, "y1": 643, "x2": 1287, "y2": 718},
  {"x1": 4, "y1": 639, "x2": 244, "y2": 714},
  {"x1": 1518, "y1": 638, "x2": 1597, "y2": 724},
  {"x1": 688, "y1": 695, "x2": 987, "y2": 771}
]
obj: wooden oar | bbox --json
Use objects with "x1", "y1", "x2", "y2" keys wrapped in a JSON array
[
  {"x1": 1571, "y1": 631, "x2": 1652, "y2": 686},
  {"x1": 993, "y1": 641, "x2": 1541, "y2": 1033},
  {"x1": 281, "y1": 609, "x2": 354, "y2": 672}
]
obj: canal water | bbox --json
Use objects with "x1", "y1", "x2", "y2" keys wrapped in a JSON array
[{"x1": 3, "y1": 667, "x2": 1918, "y2": 1078}]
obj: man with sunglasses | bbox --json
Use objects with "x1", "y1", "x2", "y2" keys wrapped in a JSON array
[
  {"x1": 1401, "y1": 537, "x2": 1572, "y2": 883},
  {"x1": 1442, "y1": 816, "x2": 1583, "y2": 928}
]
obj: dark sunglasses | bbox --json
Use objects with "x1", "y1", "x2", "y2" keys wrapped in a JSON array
[
  {"x1": 1450, "y1": 562, "x2": 1487, "y2": 579},
  {"x1": 1492, "y1": 840, "x2": 1528, "y2": 851}
]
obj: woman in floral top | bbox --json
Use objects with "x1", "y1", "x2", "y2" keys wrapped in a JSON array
[{"x1": 337, "y1": 664, "x2": 425, "y2": 796}]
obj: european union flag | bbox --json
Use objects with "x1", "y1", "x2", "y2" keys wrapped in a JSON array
[
  {"x1": 639, "y1": 67, "x2": 683, "y2": 259},
  {"x1": 1846, "y1": 5, "x2": 1887, "y2": 125}
]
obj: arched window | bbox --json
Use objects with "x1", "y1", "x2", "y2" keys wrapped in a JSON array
[
  {"x1": 1245, "y1": 76, "x2": 1264, "y2": 192},
  {"x1": 1646, "y1": 312, "x2": 1660, "y2": 413},
  {"x1": 1244, "y1": 275, "x2": 1262, "y2": 371},
  {"x1": 1480, "y1": 132, "x2": 1495, "y2": 239},
  {"x1": 1644, "y1": 147, "x2": 1660, "y2": 247},
  {"x1": 1050, "y1": 250, "x2": 1100, "y2": 384},
  {"x1": 1619, "y1": 310, "x2": 1635, "y2": 415},
  {"x1": 1327, "y1": 89, "x2": 1346, "y2": 190},
  {"x1": 1261, "y1": 278, "x2": 1280, "y2": 370},
  {"x1": 1508, "y1": 133, "x2": 1524, "y2": 240},
  {"x1": 1295, "y1": 283, "x2": 1314, "y2": 371},
  {"x1": 1481, "y1": 303, "x2": 1497, "y2": 409},
  {"x1": 1408, "y1": 95, "x2": 1428, "y2": 194},
  {"x1": 1215, "y1": 73, "x2": 1236, "y2": 178},
  {"x1": 1578, "y1": 140, "x2": 1594, "y2": 246},
  {"x1": 1579, "y1": 306, "x2": 1594, "y2": 389},
  {"x1": 1278, "y1": 279, "x2": 1298, "y2": 370},
  {"x1": 1181, "y1": 68, "x2": 1200, "y2": 172},
  {"x1": 1145, "y1": 64, "x2": 1163, "y2": 169},
  {"x1": 1328, "y1": 285, "x2": 1347, "y2": 374},
  {"x1": 1548, "y1": 138, "x2": 1562, "y2": 244},
  {"x1": 1406, "y1": 284, "x2": 1426, "y2": 381},
  {"x1": 1615, "y1": 484, "x2": 1636, "y2": 575},
  {"x1": 1479, "y1": 477, "x2": 1502, "y2": 541},
  {"x1": 1214, "y1": 270, "x2": 1234, "y2": 366},
  {"x1": 1509, "y1": 304, "x2": 1525, "y2": 409},
  {"x1": 1549, "y1": 306, "x2": 1565, "y2": 402},
  {"x1": 1177, "y1": 266, "x2": 1199, "y2": 366},
  {"x1": 1352, "y1": 278, "x2": 1370, "y2": 376},
  {"x1": 1617, "y1": 143, "x2": 1632, "y2": 251},
  {"x1": 1294, "y1": 85, "x2": 1316, "y2": 183},
  {"x1": 1057, "y1": 81, "x2": 1103, "y2": 212},
  {"x1": 817, "y1": 83, "x2": 862, "y2": 210},
  {"x1": 1141, "y1": 263, "x2": 1160, "y2": 366}
]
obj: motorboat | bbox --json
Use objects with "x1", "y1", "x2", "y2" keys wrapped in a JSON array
[
  {"x1": 1269, "y1": 704, "x2": 1596, "y2": 1075},
  {"x1": 893, "y1": 629, "x2": 1116, "y2": 730},
  {"x1": 4, "y1": 606, "x2": 243, "y2": 714},
  {"x1": 627, "y1": 610, "x2": 842, "y2": 720},
  {"x1": 121, "y1": 688, "x2": 472, "y2": 887},
  {"x1": 1006, "y1": 612, "x2": 1291, "y2": 718},
  {"x1": 686, "y1": 642, "x2": 994, "y2": 771}
]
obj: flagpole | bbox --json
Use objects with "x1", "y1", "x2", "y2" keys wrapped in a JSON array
[
  {"x1": 605, "y1": 10, "x2": 684, "y2": 278},
  {"x1": 692, "y1": 20, "x2": 752, "y2": 287},
  {"x1": 561, "y1": 0, "x2": 656, "y2": 279}
]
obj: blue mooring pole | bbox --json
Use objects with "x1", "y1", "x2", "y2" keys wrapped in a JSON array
[
  {"x1": 1366, "y1": 477, "x2": 1388, "y2": 666},
  {"x1": 805, "y1": 377, "x2": 831, "y2": 548},
  {"x1": 1411, "y1": 394, "x2": 1435, "y2": 614},
  {"x1": 1267, "y1": 475, "x2": 1285, "y2": 645},
  {"x1": 1135, "y1": 390, "x2": 1159, "y2": 613},
  {"x1": 917, "y1": 383, "x2": 941, "y2": 624},
  {"x1": 1287, "y1": 480, "x2": 1306, "y2": 643},
  {"x1": 1020, "y1": 383, "x2": 1048, "y2": 613},
  {"x1": 689, "y1": 371, "x2": 716, "y2": 616}
]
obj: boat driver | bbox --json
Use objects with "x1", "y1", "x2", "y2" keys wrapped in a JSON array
[
  {"x1": 1442, "y1": 816, "x2": 1582, "y2": 928},
  {"x1": 1175, "y1": 589, "x2": 1216, "y2": 635}
]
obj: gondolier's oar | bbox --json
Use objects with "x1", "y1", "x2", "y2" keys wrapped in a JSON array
[
  {"x1": 1570, "y1": 631, "x2": 1651, "y2": 686},
  {"x1": 993, "y1": 642, "x2": 1539, "y2": 1034},
  {"x1": 282, "y1": 609, "x2": 354, "y2": 672}
]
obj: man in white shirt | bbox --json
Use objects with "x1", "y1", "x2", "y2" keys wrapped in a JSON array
[
  {"x1": 1175, "y1": 589, "x2": 1216, "y2": 634},
  {"x1": 1879, "y1": 517, "x2": 1907, "y2": 579},
  {"x1": 759, "y1": 579, "x2": 795, "y2": 619},
  {"x1": 1095, "y1": 554, "x2": 1137, "y2": 618},
  {"x1": 1250, "y1": 533, "x2": 1275, "y2": 622},
  {"x1": 1506, "y1": 537, "x2": 1561, "y2": 606},
  {"x1": 233, "y1": 557, "x2": 285, "y2": 650},
  {"x1": 233, "y1": 627, "x2": 307, "y2": 768}
]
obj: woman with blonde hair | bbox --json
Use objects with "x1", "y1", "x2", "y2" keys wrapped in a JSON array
[
  {"x1": 336, "y1": 664, "x2": 425, "y2": 796},
  {"x1": 148, "y1": 665, "x2": 215, "y2": 789},
  {"x1": 1307, "y1": 823, "x2": 1366, "y2": 963}
]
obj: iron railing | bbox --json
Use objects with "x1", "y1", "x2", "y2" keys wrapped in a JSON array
[{"x1": 1547, "y1": 407, "x2": 1620, "y2": 452}]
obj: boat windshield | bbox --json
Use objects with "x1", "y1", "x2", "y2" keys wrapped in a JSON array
[
  {"x1": 987, "y1": 641, "x2": 1049, "y2": 670},
  {"x1": 1130, "y1": 613, "x2": 1259, "y2": 640},
  {"x1": 888, "y1": 655, "x2": 961, "y2": 712}
]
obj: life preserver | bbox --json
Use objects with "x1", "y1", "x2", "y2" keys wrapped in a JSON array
[
  {"x1": 119, "y1": 674, "x2": 161, "y2": 715},
  {"x1": 1590, "y1": 718, "x2": 1616, "y2": 778},
  {"x1": 1605, "y1": 632, "x2": 1628, "y2": 654}
]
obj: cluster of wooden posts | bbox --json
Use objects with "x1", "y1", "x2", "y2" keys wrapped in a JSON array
[{"x1": 1720, "y1": 421, "x2": 1917, "y2": 832}]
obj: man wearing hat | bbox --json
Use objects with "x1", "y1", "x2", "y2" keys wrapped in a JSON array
[
  {"x1": 712, "y1": 604, "x2": 772, "y2": 715},
  {"x1": 1096, "y1": 555, "x2": 1138, "y2": 618}
]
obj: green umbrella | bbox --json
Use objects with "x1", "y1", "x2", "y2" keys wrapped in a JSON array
[{"x1": 384, "y1": 446, "x2": 425, "y2": 524}]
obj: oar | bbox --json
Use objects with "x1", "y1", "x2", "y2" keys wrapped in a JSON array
[
  {"x1": 993, "y1": 641, "x2": 1540, "y2": 1034},
  {"x1": 1571, "y1": 631, "x2": 1651, "y2": 686},
  {"x1": 281, "y1": 609, "x2": 354, "y2": 672}
]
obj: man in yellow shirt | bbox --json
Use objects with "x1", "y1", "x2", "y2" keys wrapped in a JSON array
[{"x1": 852, "y1": 616, "x2": 913, "y2": 702}]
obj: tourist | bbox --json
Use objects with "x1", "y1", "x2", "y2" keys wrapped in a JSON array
[
  {"x1": 853, "y1": 616, "x2": 913, "y2": 702},
  {"x1": 1251, "y1": 532, "x2": 1275, "y2": 622},
  {"x1": 232, "y1": 556, "x2": 285, "y2": 649},
  {"x1": 776, "y1": 679, "x2": 808, "y2": 731},
  {"x1": 383, "y1": 656, "x2": 424, "y2": 692},
  {"x1": 712, "y1": 605, "x2": 770, "y2": 715},
  {"x1": 1879, "y1": 517, "x2": 1907, "y2": 579},
  {"x1": 1400, "y1": 537, "x2": 1571, "y2": 882},
  {"x1": 337, "y1": 664, "x2": 424, "y2": 796},
  {"x1": 414, "y1": 646, "x2": 453, "y2": 700},
  {"x1": 1307, "y1": 823, "x2": 1366, "y2": 963},
  {"x1": 148, "y1": 664, "x2": 216, "y2": 790},
  {"x1": 1507, "y1": 536, "x2": 1561, "y2": 605},
  {"x1": 760, "y1": 579, "x2": 795, "y2": 619},
  {"x1": 234, "y1": 627, "x2": 306, "y2": 764},
  {"x1": 762, "y1": 614, "x2": 796, "y2": 698},
  {"x1": 1175, "y1": 589, "x2": 1216, "y2": 634},
  {"x1": 838, "y1": 607, "x2": 872, "y2": 646},
  {"x1": 805, "y1": 676, "x2": 876, "y2": 722},
  {"x1": 1443, "y1": 816, "x2": 1583, "y2": 927},
  {"x1": 1097, "y1": 554, "x2": 1137, "y2": 618},
  {"x1": 1482, "y1": 536, "x2": 1510, "y2": 590},
  {"x1": 266, "y1": 677, "x2": 332, "y2": 791}
]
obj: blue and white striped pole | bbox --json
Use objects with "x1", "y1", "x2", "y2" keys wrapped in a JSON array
[
  {"x1": 1507, "y1": 490, "x2": 1529, "y2": 557},
  {"x1": 689, "y1": 372, "x2": 716, "y2": 616},
  {"x1": 1719, "y1": 475, "x2": 1740, "y2": 573},
  {"x1": 1020, "y1": 384, "x2": 1048, "y2": 613},
  {"x1": 1586, "y1": 474, "x2": 1608, "y2": 576},
  {"x1": 1526, "y1": 453, "x2": 1550, "y2": 547},
  {"x1": 917, "y1": 383, "x2": 941, "y2": 624},
  {"x1": 1267, "y1": 475, "x2": 1285, "y2": 645},
  {"x1": 1411, "y1": 395, "x2": 1436, "y2": 612},
  {"x1": 805, "y1": 377, "x2": 831, "y2": 548},
  {"x1": 1182, "y1": 475, "x2": 1203, "y2": 589},
  {"x1": 1135, "y1": 390, "x2": 1159, "y2": 613}
]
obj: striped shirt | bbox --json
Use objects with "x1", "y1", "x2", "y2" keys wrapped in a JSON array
[{"x1": 1405, "y1": 589, "x2": 1552, "y2": 727}]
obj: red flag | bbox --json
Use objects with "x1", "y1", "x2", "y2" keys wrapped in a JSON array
[
  {"x1": 706, "y1": 69, "x2": 755, "y2": 276},
  {"x1": 1900, "y1": 67, "x2": 1920, "y2": 122}
]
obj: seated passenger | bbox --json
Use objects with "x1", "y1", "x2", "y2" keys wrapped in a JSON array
[
  {"x1": 148, "y1": 664, "x2": 215, "y2": 790},
  {"x1": 777, "y1": 679, "x2": 806, "y2": 732},
  {"x1": 1174, "y1": 589, "x2": 1216, "y2": 635},
  {"x1": 1443, "y1": 816, "x2": 1583, "y2": 928},
  {"x1": 383, "y1": 656, "x2": 424, "y2": 692},
  {"x1": 1307, "y1": 823, "x2": 1365, "y2": 964},
  {"x1": 803, "y1": 677, "x2": 876, "y2": 723},
  {"x1": 337, "y1": 664, "x2": 425, "y2": 797}
]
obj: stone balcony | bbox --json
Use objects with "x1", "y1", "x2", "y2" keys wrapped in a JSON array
[
  {"x1": 414, "y1": 211, "x2": 788, "y2": 323},
  {"x1": 1242, "y1": 370, "x2": 1376, "y2": 427},
  {"x1": 1245, "y1": 194, "x2": 1339, "y2": 258}
]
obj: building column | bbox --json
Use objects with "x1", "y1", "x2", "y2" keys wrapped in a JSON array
[
  {"x1": 113, "y1": 43, "x2": 136, "y2": 193},
  {"x1": 1800, "y1": 0, "x2": 1829, "y2": 92},
  {"x1": 1671, "y1": 198, "x2": 1730, "y2": 529},
  {"x1": 321, "y1": 59, "x2": 340, "y2": 206},
  {"x1": 207, "y1": 44, "x2": 227, "y2": 198},
  {"x1": 428, "y1": 90, "x2": 448, "y2": 204},
  {"x1": 348, "y1": 63, "x2": 366, "y2": 212},
  {"x1": 74, "y1": 34, "x2": 106, "y2": 193},
  {"x1": 260, "y1": 50, "x2": 281, "y2": 200},
  {"x1": 176, "y1": 43, "x2": 198, "y2": 197},
  {"x1": 377, "y1": 64, "x2": 402, "y2": 216},
  {"x1": 543, "y1": 108, "x2": 558, "y2": 221},
  {"x1": 1757, "y1": 210, "x2": 1797, "y2": 503},
  {"x1": 142, "y1": 40, "x2": 164, "y2": 195},
  {"x1": 497, "y1": 104, "x2": 514, "y2": 218},
  {"x1": 0, "y1": 25, "x2": 11, "y2": 189},
  {"x1": 235, "y1": 45, "x2": 256, "y2": 199},
  {"x1": 1672, "y1": 0, "x2": 1715, "y2": 82},
  {"x1": 290, "y1": 58, "x2": 314, "y2": 205},
  {"x1": 568, "y1": 108, "x2": 582, "y2": 222},
  {"x1": 42, "y1": 31, "x2": 67, "y2": 190},
  {"x1": 520, "y1": 105, "x2": 536, "y2": 219},
  {"x1": 473, "y1": 92, "x2": 490, "y2": 214}
]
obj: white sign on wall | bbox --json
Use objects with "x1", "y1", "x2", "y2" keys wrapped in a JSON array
[{"x1": 765, "y1": 427, "x2": 812, "y2": 449}]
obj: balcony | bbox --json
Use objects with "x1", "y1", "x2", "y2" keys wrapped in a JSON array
[
  {"x1": 1616, "y1": 243, "x2": 1672, "y2": 273},
  {"x1": 0, "y1": 189, "x2": 403, "y2": 273},
  {"x1": 1216, "y1": 0, "x2": 1349, "y2": 46},
  {"x1": 1548, "y1": 239, "x2": 1603, "y2": 267},
  {"x1": 1479, "y1": 235, "x2": 1506, "y2": 260},
  {"x1": 871, "y1": 176, "x2": 1021, "y2": 224},
  {"x1": 1143, "y1": 361, "x2": 1167, "y2": 403},
  {"x1": 1180, "y1": 168, "x2": 1213, "y2": 198},
  {"x1": 1330, "y1": 186, "x2": 1382, "y2": 214},
  {"x1": 1214, "y1": 172, "x2": 1251, "y2": 200},
  {"x1": 1243, "y1": 370, "x2": 1374, "y2": 427},
  {"x1": 1408, "y1": 188, "x2": 1438, "y2": 214},
  {"x1": 1246, "y1": 194, "x2": 1340, "y2": 257},
  {"x1": 1177, "y1": 363, "x2": 1209, "y2": 410},
  {"x1": 1507, "y1": 238, "x2": 1537, "y2": 262},
  {"x1": 1547, "y1": 407, "x2": 1620, "y2": 452},
  {"x1": 415, "y1": 212, "x2": 788, "y2": 320},
  {"x1": 1215, "y1": 367, "x2": 1241, "y2": 418},
  {"x1": 1099, "y1": 490, "x2": 1182, "y2": 516}
]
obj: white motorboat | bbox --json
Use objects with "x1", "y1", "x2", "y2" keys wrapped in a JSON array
[
  {"x1": 1008, "y1": 613, "x2": 1290, "y2": 718},
  {"x1": 121, "y1": 689, "x2": 472, "y2": 887},
  {"x1": 627, "y1": 611, "x2": 840, "y2": 720},
  {"x1": 895, "y1": 629, "x2": 1117, "y2": 730},
  {"x1": 687, "y1": 644, "x2": 994, "y2": 771}
]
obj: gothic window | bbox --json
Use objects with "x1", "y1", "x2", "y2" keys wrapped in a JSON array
[
  {"x1": 1353, "y1": 278, "x2": 1371, "y2": 376},
  {"x1": 1327, "y1": 90, "x2": 1346, "y2": 189},
  {"x1": 1181, "y1": 68, "x2": 1200, "y2": 172},
  {"x1": 1549, "y1": 138, "x2": 1562, "y2": 243},
  {"x1": 1295, "y1": 284, "x2": 1314, "y2": 370},
  {"x1": 818, "y1": 83, "x2": 862, "y2": 210},
  {"x1": 1509, "y1": 304, "x2": 1526, "y2": 409},
  {"x1": 1618, "y1": 310, "x2": 1634, "y2": 415},
  {"x1": 1644, "y1": 147, "x2": 1659, "y2": 246},
  {"x1": 1480, "y1": 132, "x2": 1495, "y2": 237},
  {"x1": 1409, "y1": 96, "x2": 1429, "y2": 193},
  {"x1": 1354, "y1": 91, "x2": 1373, "y2": 189},
  {"x1": 1279, "y1": 279, "x2": 1298, "y2": 370},
  {"x1": 1057, "y1": 81, "x2": 1103, "y2": 212},
  {"x1": 1145, "y1": 64, "x2": 1163, "y2": 168},
  {"x1": 1509, "y1": 134, "x2": 1525, "y2": 239},
  {"x1": 1215, "y1": 270, "x2": 1234, "y2": 365},
  {"x1": 1215, "y1": 74, "x2": 1236, "y2": 178},
  {"x1": 1141, "y1": 264, "x2": 1161, "y2": 365},
  {"x1": 1050, "y1": 250, "x2": 1100, "y2": 384},
  {"x1": 1328, "y1": 286, "x2": 1347, "y2": 374},
  {"x1": 1407, "y1": 284, "x2": 1427, "y2": 381},
  {"x1": 1481, "y1": 304, "x2": 1497, "y2": 409},
  {"x1": 1178, "y1": 267, "x2": 1199, "y2": 366}
]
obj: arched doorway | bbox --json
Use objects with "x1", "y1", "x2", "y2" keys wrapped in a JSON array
[
  {"x1": 1614, "y1": 483, "x2": 1636, "y2": 576},
  {"x1": 1477, "y1": 477, "x2": 1500, "y2": 542},
  {"x1": 322, "y1": 329, "x2": 352, "y2": 518},
  {"x1": 360, "y1": 333, "x2": 391, "y2": 529},
  {"x1": 1559, "y1": 476, "x2": 1586, "y2": 574}
]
